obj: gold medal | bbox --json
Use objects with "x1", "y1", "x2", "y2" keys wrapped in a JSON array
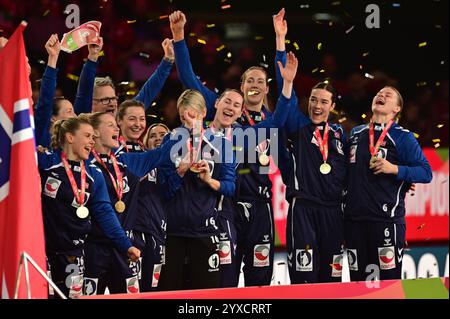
[
  {"x1": 258, "y1": 154, "x2": 270, "y2": 166},
  {"x1": 369, "y1": 156, "x2": 377, "y2": 167},
  {"x1": 115, "y1": 200, "x2": 126, "y2": 213},
  {"x1": 76, "y1": 206, "x2": 89, "y2": 219},
  {"x1": 190, "y1": 163, "x2": 201, "y2": 173},
  {"x1": 319, "y1": 162, "x2": 331, "y2": 175}
]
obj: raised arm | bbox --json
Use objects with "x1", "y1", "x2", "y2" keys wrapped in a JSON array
[
  {"x1": 253, "y1": 51, "x2": 298, "y2": 132},
  {"x1": 35, "y1": 34, "x2": 60, "y2": 147},
  {"x1": 169, "y1": 10, "x2": 218, "y2": 120},
  {"x1": 273, "y1": 8, "x2": 288, "y2": 97},
  {"x1": 134, "y1": 38, "x2": 174, "y2": 109},
  {"x1": 74, "y1": 37, "x2": 103, "y2": 114}
]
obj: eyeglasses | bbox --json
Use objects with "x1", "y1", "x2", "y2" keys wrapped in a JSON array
[{"x1": 93, "y1": 96, "x2": 119, "y2": 105}]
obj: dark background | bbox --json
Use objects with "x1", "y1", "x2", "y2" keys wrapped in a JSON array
[{"x1": 1, "y1": 0, "x2": 448, "y2": 145}]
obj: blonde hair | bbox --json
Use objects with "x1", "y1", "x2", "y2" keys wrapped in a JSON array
[
  {"x1": 176, "y1": 89, "x2": 206, "y2": 115},
  {"x1": 51, "y1": 116, "x2": 91, "y2": 149},
  {"x1": 86, "y1": 111, "x2": 114, "y2": 130},
  {"x1": 384, "y1": 86, "x2": 404, "y2": 121},
  {"x1": 143, "y1": 123, "x2": 170, "y2": 149},
  {"x1": 240, "y1": 66, "x2": 270, "y2": 110}
]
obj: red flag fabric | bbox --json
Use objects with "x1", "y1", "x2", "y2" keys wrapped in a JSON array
[{"x1": 0, "y1": 22, "x2": 47, "y2": 299}]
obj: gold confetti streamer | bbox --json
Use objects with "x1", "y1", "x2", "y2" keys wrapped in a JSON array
[
  {"x1": 238, "y1": 168, "x2": 251, "y2": 175},
  {"x1": 66, "y1": 73, "x2": 79, "y2": 81}
]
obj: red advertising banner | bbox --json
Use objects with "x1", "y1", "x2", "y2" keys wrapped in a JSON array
[{"x1": 271, "y1": 148, "x2": 449, "y2": 246}]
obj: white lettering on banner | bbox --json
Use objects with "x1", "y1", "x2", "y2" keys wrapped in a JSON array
[
  {"x1": 401, "y1": 255, "x2": 417, "y2": 279},
  {"x1": 417, "y1": 253, "x2": 440, "y2": 278},
  {"x1": 405, "y1": 171, "x2": 449, "y2": 217},
  {"x1": 401, "y1": 253, "x2": 449, "y2": 280}
]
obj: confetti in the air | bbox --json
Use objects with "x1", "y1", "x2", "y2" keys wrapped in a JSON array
[
  {"x1": 238, "y1": 168, "x2": 251, "y2": 175},
  {"x1": 417, "y1": 223, "x2": 426, "y2": 230},
  {"x1": 285, "y1": 39, "x2": 291, "y2": 44},
  {"x1": 151, "y1": 102, "x2": 157, "y2": 107},
  {"x1": 365, "y1": 73, "x2": 374, "y2": 79},
  {"x1": 216, "y1": 45, "x2": 225, "y2": 52},
  {"x1": 317, "y1": 42, "x2": 323, "y2": 50},
  {"x1": 338, "y1": 117, "x2": 347, "y2": 123},
  {"x1": 437, "y1": 124, "x2": 444, "y2": 128},
  {"x1": 392, "y1": 3, "x2": 401, "y2": 7},
  {"x1": 432, "y1": 139, "x2": 441, "y2": 143},
  {"x1": 312, "y1": 67, "x2": 319, "y2": 73},
  {"x1": 221, "y1": 4, "x2": 231, "y2": 10},
  {"x1": 293, "y1": 42, "x2": 300, "y2": 50},
  {"x1": 66, "y1": 73, "x2": 79, "y2": 81},
  {"x1": 206, "y1": 24, "x2": 215, "y2": 28},
  {"x1": 139, "y1": 52, "x2": 150, "y2": 59},
  {"x1": 197, "y1": 39, "x2": 206, "y2": 45},
  {"x1": 300, "y1": 4, "x2": 310, "y2": 9},
  {"x1": 413, "y1": 132, "x2": 420, "y2": 138},
  {"x1": 416, "y1": 81, "x2": 427, "y2": 87},
  {"x1": 361, "y1": 114, "x2": 367, "y2": 119},
  {"x1": 362, "y1": 52, "x2": 370, "y2": 57},
  {"x1": 254, "y1": 36, "x2": 264, "y2": 40},
  {"x1": 434, "y1": 143, "x2": 440, "y2": 148},
  {"x1": 127, "y1": 20, "x2": 137, "y2": 24},
  {"x1": 227, "y1": 52, "x2": 232, "y2": 58},
  {"x1": 345, "y1": 26, "x2": 355, "y2": 34},
  {"x1": 43, "y1": 9, "x2": 50, "y2": 16},
  {"x1": 418, "y1": 42, "x2": 427, "y2": 48}
]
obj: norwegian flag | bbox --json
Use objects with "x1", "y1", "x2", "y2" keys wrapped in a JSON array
[{"x1": 0, "y1": 22, "x2": 47, "y2": 298}]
